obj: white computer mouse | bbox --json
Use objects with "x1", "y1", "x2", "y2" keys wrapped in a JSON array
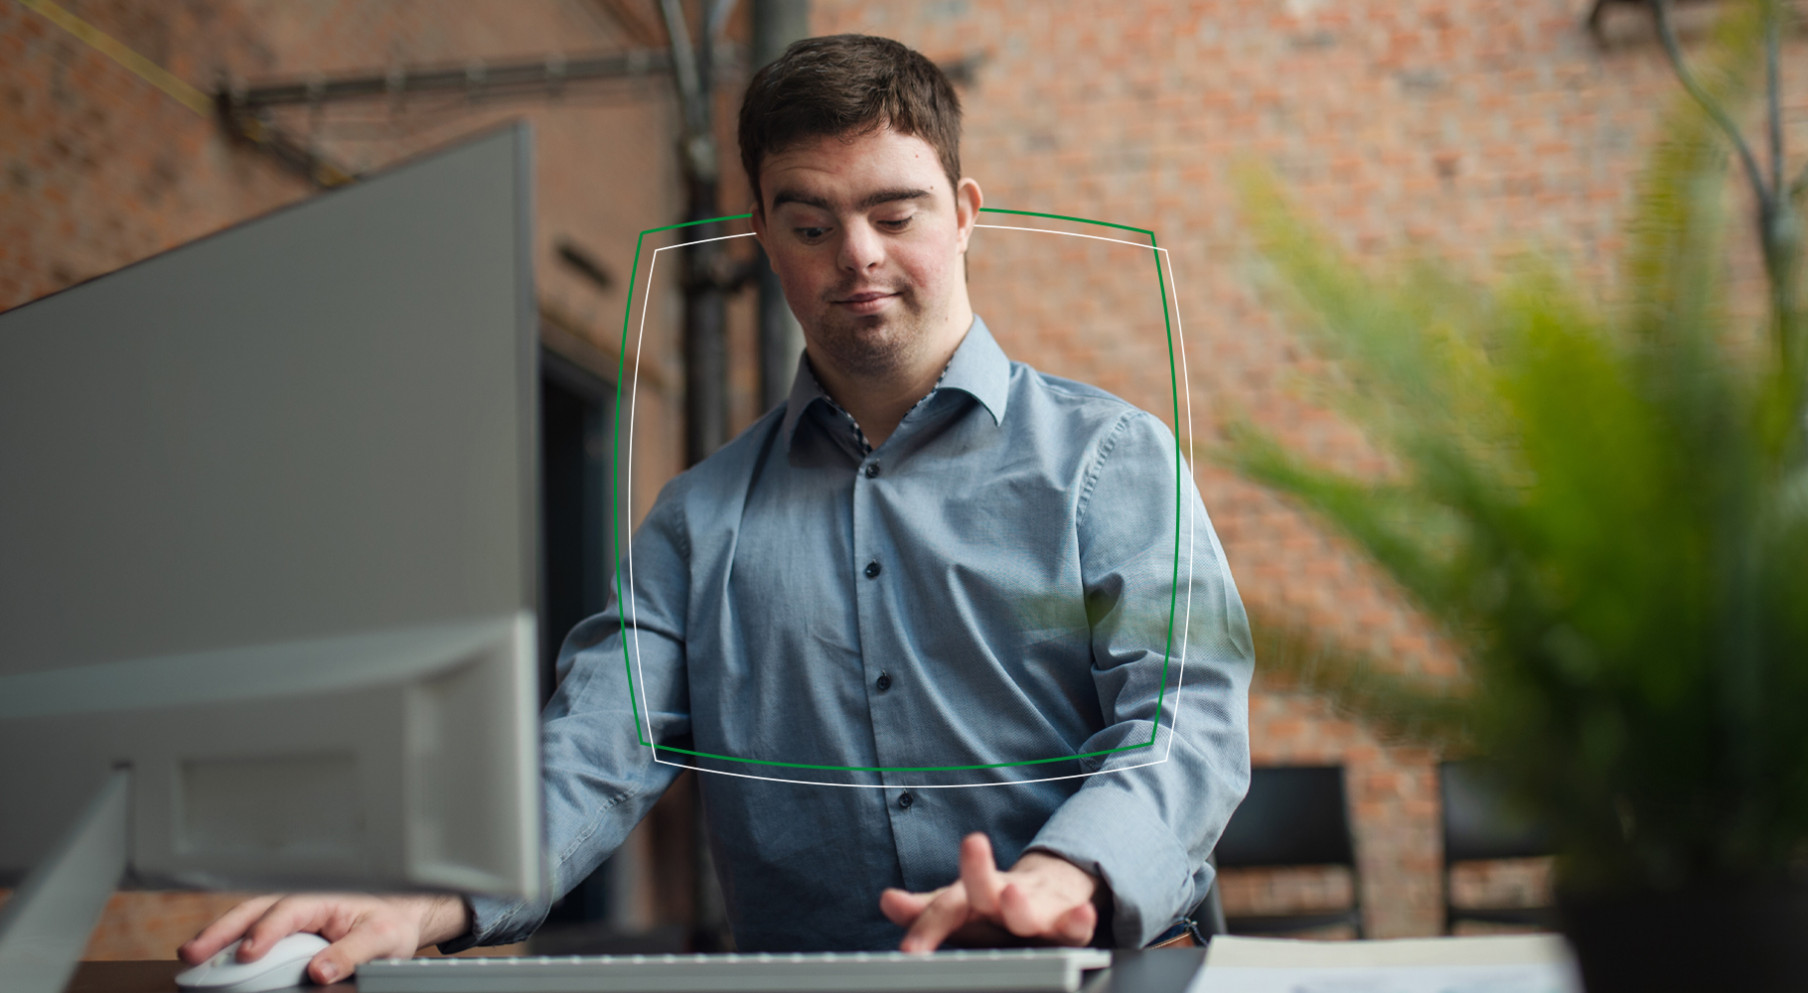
[{"x1": 175, "y1": 932, "x2": 332, "y2": 992}]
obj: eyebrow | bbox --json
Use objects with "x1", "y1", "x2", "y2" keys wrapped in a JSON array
[{"x1": 770, "y1": 188, "x2": 932, "y2": 212}]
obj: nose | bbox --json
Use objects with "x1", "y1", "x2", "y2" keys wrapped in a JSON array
[{"x1": 837, "y1": 220, "x2": 884, "y2": 273}]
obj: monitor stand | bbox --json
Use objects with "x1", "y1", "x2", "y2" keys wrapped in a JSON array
[{"x1": 0, "y1": 768, "x2": 131, "y2": 993}]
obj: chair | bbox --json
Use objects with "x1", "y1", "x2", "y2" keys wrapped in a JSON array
[
  {"x1": 1211, "y1": 764, "x2": 1364, "y2": 937},
  {"x1": 1440, "y1": 760, "x2": 1556, "y2": 932}
]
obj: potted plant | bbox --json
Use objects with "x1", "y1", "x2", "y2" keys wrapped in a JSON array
[{"x1": 1222, "y1": 1, "x2": 1804, "y2": 988}]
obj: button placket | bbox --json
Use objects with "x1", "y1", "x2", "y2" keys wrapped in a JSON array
[{"x1": 849, "y1": 438, "x2": 919, "y2": 879}]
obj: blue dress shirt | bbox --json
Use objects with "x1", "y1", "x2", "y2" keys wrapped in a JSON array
[{"x1": 453, "y1": 316, "x2": 1253, "y2": 951}]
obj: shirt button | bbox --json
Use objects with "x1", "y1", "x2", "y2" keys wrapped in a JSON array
[
  {"x1": 876, "y1": 671, "x2": 892, "y2": 692},
  {"x1": 898, "y1": 791, "x2": 914, "y2": 810},
  {"x1": 864, "y1": 462, "x2": 881, "y2": 478},
  {"x1": 864, "y1": 560, "x2": 881, "y2": 579}
]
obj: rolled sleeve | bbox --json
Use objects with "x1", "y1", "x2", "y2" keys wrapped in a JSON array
[
  {"x1": 437, "y1": 895, "x2": 535, "y2": 955},
  {"x1": 1028, "y1": 779, "x2": 1195, "y2": 946}
]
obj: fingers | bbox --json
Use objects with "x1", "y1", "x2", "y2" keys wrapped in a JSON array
[
  {"x1": 178, "y1": 893, "x2": 440, "y2": 987},
  {"x1": 1052, "y1": 901, "x2": 1098, "y2": 947},
  {"x1": 879, "y1": 887, "x2": 934, "y2": 928},
  {"x1": 179, "y1": 895, "x2": 280, "y2": 965},
  {"x1": 900, "y1": 881, "x2": 971, "y2": 953},
  {"x1": 308, "y1": 908, "x2": 418, "y2": 986},
  {"x1": 1006, "y1": 884, "x2": 1096, "y2": 947},
  {"x1": 998, "y1": 881, "x2": 1041, "y2": 936},
  {"x1": 892, "y1": 837, "x2": 1101, "y2": 951},
  {"x1": 239, "y1": 895, "x2": 339, "y2": 962},
  {"x1": 958, "y1": 833, "x2": 1005, "y2": 918},
  {"x1": 998, "y1": 880, "x2": 1098, "y2": 946}
]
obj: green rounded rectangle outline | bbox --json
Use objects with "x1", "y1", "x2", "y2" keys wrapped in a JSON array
[{"x1": 608, "y1": 207, "x2": 1183, "y2": 774}]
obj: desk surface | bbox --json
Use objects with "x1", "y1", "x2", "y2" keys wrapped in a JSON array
[
  {"x1": 70, "y1": 949, "x2": 1207, "y2": 993},
  {"x1": 67, "y1": 961, "x2": 349, "y2": 993}
]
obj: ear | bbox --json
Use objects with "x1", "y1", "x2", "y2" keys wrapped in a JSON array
[{"x1": 953, "y1": 177, "x2": 983, "y2": 254}]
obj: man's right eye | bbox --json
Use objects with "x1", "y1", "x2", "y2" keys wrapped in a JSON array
[{"x1": 795, "y1": 227, "x2": 829, "y2": 242}]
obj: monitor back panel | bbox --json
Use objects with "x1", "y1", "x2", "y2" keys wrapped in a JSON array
[{"x1": 0, "y1": 125, "x2": 543, "y2": 899}]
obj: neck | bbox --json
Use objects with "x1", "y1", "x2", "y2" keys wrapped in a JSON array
[{"x1": 813, "y1": 298, "x2": 973, "y2": 449}]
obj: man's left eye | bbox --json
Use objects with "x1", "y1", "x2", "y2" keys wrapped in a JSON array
[{"x1": 879, "y1": 217, "x2": 913, "y2": 231}]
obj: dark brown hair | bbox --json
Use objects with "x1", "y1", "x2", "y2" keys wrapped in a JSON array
[{"x1": 738, "y1": 34, "x2": 962, "y2": 209}]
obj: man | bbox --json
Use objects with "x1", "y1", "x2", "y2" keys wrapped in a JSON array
[{"x1": 180, "y1": 34, "x2": 1251, "y2": 984}]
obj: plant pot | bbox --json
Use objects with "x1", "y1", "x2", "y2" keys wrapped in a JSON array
[{"x1": 1559, "y1": 882, "x2": 1808, "y2": 993}]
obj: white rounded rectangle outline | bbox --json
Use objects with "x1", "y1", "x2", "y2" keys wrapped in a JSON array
[{"x1": 616, "y1": 218, "x2": 1199, "y2": 789}]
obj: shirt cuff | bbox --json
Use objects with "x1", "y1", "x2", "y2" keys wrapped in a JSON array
[
  {"x1": 435, "y1": 894, "x2": 542, "y2": 955},
  {"x1": 1027, "y1": 784, "x2": 1199, "y2": 947}
]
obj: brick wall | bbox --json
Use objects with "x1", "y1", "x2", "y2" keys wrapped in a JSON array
[{"x1": 809, "y1": 0, "x2": 1808, "y2": 938}]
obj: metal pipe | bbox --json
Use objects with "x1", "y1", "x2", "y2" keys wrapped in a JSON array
[
  {"x1": 751, "y1": 0, "x2": 811, "y2": 411},
  {"x1": 662, "y1": 0, "x2": 728, "y2": 467},
  {"x1": 227, "y1": 50, "x2": 673, "y2": 110}
]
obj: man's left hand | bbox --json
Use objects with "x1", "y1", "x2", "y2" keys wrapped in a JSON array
[{"x1": 879, "y1": 833, "x2": 1103, "y2": 952}]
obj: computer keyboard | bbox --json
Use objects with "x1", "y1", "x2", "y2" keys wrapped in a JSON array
[{"x1": 355, "y1": 947, "x2": 1114, "y2": 992}]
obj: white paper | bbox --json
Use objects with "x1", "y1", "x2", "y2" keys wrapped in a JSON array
[{"x1": 1187, "y1": 935, "x2": 1583, "y2": 993}]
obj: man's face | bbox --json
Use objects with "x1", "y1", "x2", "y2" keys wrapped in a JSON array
[{"x1": 752, "y1": 128, "x2": 980, "y2": 385}]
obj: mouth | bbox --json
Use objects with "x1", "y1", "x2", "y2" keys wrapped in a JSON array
[{"x1": 832, "y1": 290, "x2": 899, "y2": 315}]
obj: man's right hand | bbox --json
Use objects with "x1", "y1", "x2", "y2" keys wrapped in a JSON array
[{"x1": 177, "y1": 893, "x2": 470, "y2": 986}]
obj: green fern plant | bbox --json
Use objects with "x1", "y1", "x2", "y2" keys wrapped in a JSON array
[{"x1": 1224, "y1": 0, "x2": 1807, "y2": 895}]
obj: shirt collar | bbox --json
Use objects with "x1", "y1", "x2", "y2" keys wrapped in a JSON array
[
  {"x1": 779, "y1": 314, "x2": 1011, "y2": 450},
  {"x1": 939, "y1": 314, "x2": 1010, "y2": 426}
]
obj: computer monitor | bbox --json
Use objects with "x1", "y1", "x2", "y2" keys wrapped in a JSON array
[{"x1": 0, "y1": 125, "x2": 544, "y2": 990}]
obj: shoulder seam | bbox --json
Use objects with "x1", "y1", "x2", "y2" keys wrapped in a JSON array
[{"x1": 1030, "y1": 370, "x2": 1140, "y2": 410}]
